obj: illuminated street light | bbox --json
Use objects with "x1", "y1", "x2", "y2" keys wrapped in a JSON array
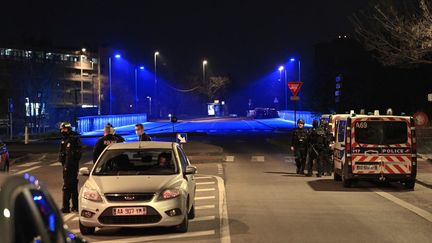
[
  {"x1": 203, "y1": 60, "x2": 208, "y2": 84},
  {"x1": 82, "y1": 48, "x2": 86, "y2": 53},
  {"x1": 134, "y1": 66, "x2": 145, "y2": 113},
  {"x1": 109, "y1": 53, "x2": 121, "y2": 114},
  {"x1": 290, "y1": 58, "x2": 301, "y2": 81},
  {"x1": 154, "y1": 51, "x2": 159, "y2": 117},
  {"x1": 278, "y1": 65, "x2": 287, "y2": 110}
]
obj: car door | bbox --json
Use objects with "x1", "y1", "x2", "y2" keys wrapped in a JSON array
[{"x1": 176, "y1": 145, "x2": 196, "y2": 204}]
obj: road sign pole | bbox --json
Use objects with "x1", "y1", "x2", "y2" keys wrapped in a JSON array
[{"x1": 294, "y1": 100, "x2": 297, "y2": 128}]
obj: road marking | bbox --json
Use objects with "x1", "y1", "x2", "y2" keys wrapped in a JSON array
[
  {"x1": 50, "y1": 162, "x2": 62, "y2": 166},
  {"x1": 14, "y1": 166, "x2": 42, "y2": 175},
  {"x1": 373, "y1": 189, "x2": 432, "y2": 223},
  {"x1": 62, "y1": 213, "x2": 76, "y2": 222},
  {"x1": 195, "y1": 176, "x2": 213, "y2": 180},
  {"x1": 16, "y1": 161, "x2": 41, "y2": 167},
  {"x1": 195, "y1": 205, "x2": 215, "y2": 210},
  {"x1": 191, "y1": 215, "x2": 216, "y2": 222},
  {"x1": 196, "y1": 181, "x2": 215, "y2": 185},
  {"x1": 251, "y1": 156, "x2": 265, "y2": 162},
  {"x1": 218, "y1": 164, "x2": 223, "y2": 175},
  {"x1": 96, "y1": 230, "x2": 216, "y2": 243},
  {"x1": 196, "y1": 188, "x2": 216, "y2": 192},
  {"x1": 84, "y1": 161, "x2": 93, "y2": 165},
  {"x1": 215, "y1": 175, "x2": 231, "y2": 243},
  {"x1": 225, "y1": 156, "x2": 235, "y2": 162},
  {"x1": 196, "y1": 196, "x2": 216, "y2": 200}
]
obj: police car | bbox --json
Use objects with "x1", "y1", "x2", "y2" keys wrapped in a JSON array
[{"x1": 332, "y1": 112, "x2": 417, "y2": 189}]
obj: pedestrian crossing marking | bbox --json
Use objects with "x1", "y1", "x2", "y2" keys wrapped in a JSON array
[
  {"x1": 196, "y1": 205, "x2": 215, "y2": 210},
  {"x1": 50, "y1": 162, "x2": 62, "y2": 166},
  {"x1": 196, "y1": 182, "x2": 215, "y2": 185},
  {"x1": 251, "y1": 156, "x2": 265, "y2": 162},
  {"x1": 16, "y1": 161, "x2": 41, "y2": 167},
  {"x1": 225, "y1": 156, "x2": 235, "y2": 162},
  {"x1": 196, "y1": 196, "x2": 216, "y2": 200},
  {"x1": 197, "y1": 188, "x2": 216, "y2": 192},
  {"x1": 191, "y1": 215, "x2": 216, "y2": 222}
]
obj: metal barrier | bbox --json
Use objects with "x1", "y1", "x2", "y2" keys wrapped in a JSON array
[{"x1": 77, "y1": 113, "x2": 147, "y2": 133}]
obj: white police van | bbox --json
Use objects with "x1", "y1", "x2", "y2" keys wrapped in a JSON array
[{"x1": 332, "y1": 112, "x2": 417, "y2": 189}]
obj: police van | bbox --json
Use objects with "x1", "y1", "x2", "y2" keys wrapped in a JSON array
[{"x1": 332, "y1": 113, "x2": 417, "y2": 189}]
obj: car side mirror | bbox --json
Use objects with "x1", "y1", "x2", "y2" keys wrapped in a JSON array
[
  {"x1": 184, "y1": 165, "x2": 197, "y2": 175},
  {"x1": 79, "y1": 167, "x2": 90, "y2": 176}
]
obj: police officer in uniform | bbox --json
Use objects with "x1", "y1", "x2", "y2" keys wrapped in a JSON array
[
  {"x1": 58, "y1": 122, "x2": 82, "y2": 213},
  {"x1": 93, "y1": 124, "x2": 124, "y2": 163},
  {"x1": 307, "y1": 119, "x2": 330, "y2": 177},
  {"x1": 320, "y1": 119, "x2": 333, "y2": 176},
  {"x1": 135, "y1": 123, "x2": 152, "y2": 141},
  {"x1": 291, "y1": 119, "x2": 308, "y2": 174}
]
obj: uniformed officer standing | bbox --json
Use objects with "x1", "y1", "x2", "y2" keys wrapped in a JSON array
[
  {"x1": 307, "y1": 120, "x2": 330, "y2": 177},
  {"x1": 58, "y1": 122, "x2": 82, "y2": 213},
  {"x1": 320, "y1": 119, "x2": 333, "y2": 176},
  {"x1": 291, "y1": 119, "x2": 308, "y2": 174},
  {"x1": 135, "y1": 123, "x2": 152, "y2": 141},
  {"x1": 93, "y1": 124, "x2": 124, "y2": 163}
]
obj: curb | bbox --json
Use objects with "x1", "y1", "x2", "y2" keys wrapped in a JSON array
[{"x1": 416, "y1": 179, "x2": 432, "y2": 189}]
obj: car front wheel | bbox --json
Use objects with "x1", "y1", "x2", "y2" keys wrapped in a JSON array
[
  {"x1": 79, "y1": 220, "x2": 95, "y2": 235},
  {"x1": 173, "y1": 210, "x2": 189, "y2": 233}
]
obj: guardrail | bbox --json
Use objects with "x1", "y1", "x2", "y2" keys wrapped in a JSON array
[{"x1": 77, "y1": 113, "x2": 147, "y2": 133}]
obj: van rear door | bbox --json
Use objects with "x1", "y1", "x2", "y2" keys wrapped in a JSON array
[{"x1": 351, "y1": 118, "x2": 413, "y2": 175}]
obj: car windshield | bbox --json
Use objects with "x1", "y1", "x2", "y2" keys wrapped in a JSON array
[
  {"x1": 93, "y1": 149, "x2": 178, "y2": 176},
  {"x1": 354, "y1": 121, "x2": 408, "y2": 145}
]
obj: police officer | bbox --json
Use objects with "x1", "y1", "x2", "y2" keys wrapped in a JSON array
[
  {"x1": 93, "y1": 124, "x2": 124, "y2": 163},
  {"x1": 58, "y1": 122, "x2": 82, "y2": 213},
  {"x1": 291, "y1": 119, "x2": 308, "y2": 174},
  {"x1": 320, "y1": 119, "x2": 333, "y2": 176},
  {"x1": 135, "y1": 123, "x2": 152, "y2": 141},
  {"x1": 307, "y1": 119, "x2": 330, "y2": 177},
  {"x1": 306, "y1": 120, "x2": 319, "y2": 176}
]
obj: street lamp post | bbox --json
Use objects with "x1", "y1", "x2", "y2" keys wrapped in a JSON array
[
  {"x1": 202, "y1": 60, "x2": 208, "y2": 84},
  {"x1": 146, "y1": 96, "x2": 152, "y2": 116},
  {"x1": 134, "y1": 68, "x2": 138, "y2": 113},
  {"x1": 154, "y1": 51, "x2": 159, "y2": 117},
  {"x1": 109, "y1": 54, "x2": 121, "y2": 115},
  {"x1": 278, "y1": 66, "x2": 287, "y2": 110}
]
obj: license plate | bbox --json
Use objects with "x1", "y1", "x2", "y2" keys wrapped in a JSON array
[
  {"x1": 112, "y1": 207, "x2": 146, "y2": 216},
  {"x1": 356, "y1": 165, "x2": 378, "y2": 170}
]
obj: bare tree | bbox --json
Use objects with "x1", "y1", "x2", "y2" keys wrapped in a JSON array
[
  {"x1": 351, "y1": 0, "x2": 432, "y2": 67},
  {"x1": 201, "y1": 76, "x2": 231, "y2": 101}
]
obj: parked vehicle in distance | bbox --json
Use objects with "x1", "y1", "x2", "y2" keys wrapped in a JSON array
[
  {"x1": 78, "y1": 141, "x2": 197, "y2": 235},
  {"x1": 0, "y1": 172, "x2": 86, "y2": 243}
]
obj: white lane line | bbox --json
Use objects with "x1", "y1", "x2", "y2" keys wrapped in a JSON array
[
  {"x1": 195, "y1": 205, "x2": 215, "y2": 210},
  {"x1": 16, "y1": 161, "x2": 41, "y2": 167},
  {"x1": 218, "y1": 164, "x2": 223, "y2": 175},
  {"x1": 251, "y1": 156, "x2": 265, "y2": 162},
  {"x1": 84, "y1": 161, "x2": 93, "y2": 165},
  {"x1": 62, "y1": 214, "x2": 76, "y2": 222},
  {"x1": 13, "y1": 166, "x2": 42, "y2": 175},
  {"x1": 373, "y1": 189, "x2": 432, "y2": 223},
  {"x1": 196, "y1": 188, "x2": 216, "y2": 192},
  {"x1": 96, "y1": 230, "x2": 216, "y2": 243},
  {"x1": 215, "y1": 175, "x2": 231, "y2": 243},
  {"x1": 225, "y1": 156, "x2": 235, "y2": 162},
  {"x1": 195, "y1": 176, "x2": 213, "y2": 180},
  {"x1": 196, "y1": 182, "x2": 216, "y2": 185},
  {"x1": 191, "y1": 215, "x2": 216, "y2": 222},
  {"x1": 50, "y1": 162, "x2": 62, "y2": 166},
  {"x1": 196, "y1": 196, "x2": 216, "y2": 200}
]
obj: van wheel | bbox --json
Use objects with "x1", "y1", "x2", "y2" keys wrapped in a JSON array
[
  {"x1": 333, "y1": 171, "x2": 342, "y2": 181},
  {"x1": 403, "y1": 179, "x2": 415, "y2": 190},
  {"x1": 79, "y1": 220, "x2": 95, "y2": 235}
]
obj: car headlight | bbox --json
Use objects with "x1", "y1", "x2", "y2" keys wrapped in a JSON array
[
  {"x1": 82, "y1": 187, "x2": 102, "y2": 202},
  {"x1": 158, "y1": 189, "x2": 181, "y2": 200}
]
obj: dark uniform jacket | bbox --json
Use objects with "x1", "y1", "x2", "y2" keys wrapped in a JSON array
[
  {"x1": 291, "y1": 128, "x2": 308, "y2": 149},
  {"x1": 93, "y1": 134, "x2": 124, "y2": 163},
  {"x1": 138, "y1": 133, "x2": 152, "y2": 141},
  {"x1": 59, "y1": 132, "x2": 82, "y2": 171}
]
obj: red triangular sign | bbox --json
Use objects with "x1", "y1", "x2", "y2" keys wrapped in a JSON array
[{"x1": 288, "y1": 81, "x2": 303, "y2": 96}]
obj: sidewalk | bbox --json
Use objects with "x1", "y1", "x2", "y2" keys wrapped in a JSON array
[{"x1": 416, "y1": 153, "x2": 432, "y2": 188}]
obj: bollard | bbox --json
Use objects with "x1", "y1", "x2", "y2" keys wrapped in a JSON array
[{"x1": 25, "y1": 126, "x2": 29, "y2": 145}]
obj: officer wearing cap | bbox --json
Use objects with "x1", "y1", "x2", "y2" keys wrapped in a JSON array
[
  {"x1": 93, "y1": 123, "x2": 124, "y2": 164},
  {"x1": 291, "y1": 119, "x2": 308, "y2": 174},
  {"x1": 58, "y1": 122, "x2": 82, "y2": 213}
]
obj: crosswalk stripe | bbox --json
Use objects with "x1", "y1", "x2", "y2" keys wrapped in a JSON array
[
  {"x1": 195, "y1": 205, "x2": 215, "y2": 210},
  {"x1": 196, "y1": 182, "x2": 215, "y2": 185},
  {"x1": 50, "y1": 162, "x2": 62, "y2": 166},
  {"x1": 196, "y1": 188, "x2": 215, "y2": 192},
  {"x1": 16, "y1": 162, "x2": 41, "y2": 167},
  {"x1": 225, "y1": 156, "x2": 235, "y2": 162},
  {"x1": 13, "y1": 166, "x2": 42, "y2": 175},
  {"x1": 251, "y1": 156, "x2": 265, "y2": 162},
  {"x1": 195, "y1": 176, "x2": 213, "y2": 180},
  {"x1": 84, "y1": 161, "x2": 93, "y2": 165},
  {"x1": 191, "y1": 215, "x2": 216, "y2": 222},
  {"x1": 196, "y1": 196, "x2": 216, "y2": 200},
  {"x1": 62, "y1": 213, "x2": 76, "y2": 222}
]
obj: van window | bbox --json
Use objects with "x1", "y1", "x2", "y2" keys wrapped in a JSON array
[
  {"x1": 337, "y1": 120, "x2": 346, "y2": 143},
  {"x1": 355, "y1": 121, "x2": 407, "y2": 145}
]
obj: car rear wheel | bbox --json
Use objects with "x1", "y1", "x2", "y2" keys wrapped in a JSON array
[{"x1": 79, "y1": 220, "x2": 95, "y2": 235}]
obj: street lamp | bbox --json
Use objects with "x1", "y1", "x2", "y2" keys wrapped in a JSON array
[
  {"x1": 154, "y1": 51, "x2": 159, "y2": 117},
  {"x1": 202, "y1": 60, "x2": 208, "y2": 84},
  {"x1": 146, "y1": 96, "x2": 152, "y2": 116},
  {"x1": 290, "y1": 58, "x2": 301, "y2": 81},
  {"x1": 278, "y1": 66, "x2": 287, "y2": 110},
  {"x1": 109, "y1": 53, "x2": 121, "y2": 114},
  {"x1": 134, "y1": 66, "x2": 145, "y2": 113}
]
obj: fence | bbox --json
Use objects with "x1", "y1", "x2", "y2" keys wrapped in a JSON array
[{"x1": 77, "y1": 113, "x2": 147, "y2": 133}]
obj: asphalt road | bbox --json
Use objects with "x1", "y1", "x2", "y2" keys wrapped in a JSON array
[{"x1": 8, "y1": 133, "x2": 432, "y2": 243}]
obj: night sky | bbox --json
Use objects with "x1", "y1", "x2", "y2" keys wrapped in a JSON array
[{"x1": 1, "y1": 0, "x2": 368, "y2": 85}]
